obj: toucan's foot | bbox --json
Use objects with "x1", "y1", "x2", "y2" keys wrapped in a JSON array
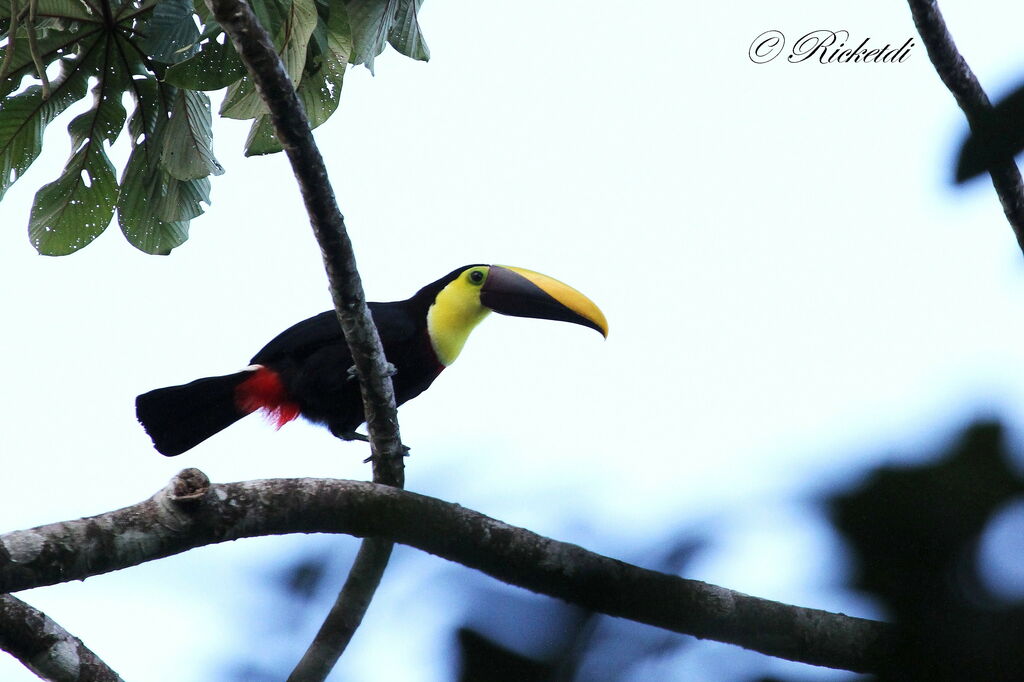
[
  {"x1": 333, "y1": 429, "x2": 369, "y2": 442},
  {"x1": 346, "y1": 363, "x2": 398, "y2": 382}
]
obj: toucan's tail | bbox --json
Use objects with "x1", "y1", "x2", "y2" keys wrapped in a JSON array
[{"x1": 136, "y1": 371, "x2": 253, "y2": 456}]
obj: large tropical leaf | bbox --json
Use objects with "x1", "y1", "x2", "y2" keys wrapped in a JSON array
[
  {"x1": 0, "y1": 0, "x2": 430, "y2": 254},
  {"x1": 0, "y1": 46, "x2": 95, "y2": 201}
]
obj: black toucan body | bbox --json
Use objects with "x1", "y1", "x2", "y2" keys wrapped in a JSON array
[{"x1": 136, "y1": 265, "x2": 608, "y2": 456}]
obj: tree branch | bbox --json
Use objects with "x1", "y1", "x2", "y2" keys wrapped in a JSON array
[
  {"x1": 906, "y1": 0, "x2": 1024, "y2": 254},
  {"x1": 0, "y1": 469, "x2": 894, "y2": 674},
  {"x1": 202, "y1": 0, "x2": 404, "y2": 485},
  {"x1": 202, "y1": 0, "x2": 404, "y2": 676},
  {"x1": 285, "y1": 537, "x2": 393, "y2": 681},
  {"x1": 0, "y1": 593, "x2": 124, "y2": 682}
]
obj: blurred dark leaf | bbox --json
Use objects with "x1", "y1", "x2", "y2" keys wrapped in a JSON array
[
  {"x1": 452, "y1": 533, "x2": 705, "y2": 682},
  {"x1": 955, "y1": 82, "x2": 1024, "y2": 182},
  {"x1": 281, "y1": 554, "x2": 331, "y2": 603},
  {"x1": 458, "y1": 627, "x2": 554, "y2": 682},
  {"x1": 829, "y1": 420, "x2": 1024, "y2": 681}
]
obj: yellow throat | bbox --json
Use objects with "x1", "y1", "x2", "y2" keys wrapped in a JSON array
[{"x1": 426, "y1": 267, "x2": 492, "y2": 366}]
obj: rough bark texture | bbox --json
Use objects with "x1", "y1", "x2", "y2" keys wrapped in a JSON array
[
  {"x1": 907, "y1": 0, "x2": 1024, "y2": 254},
  {"x1": 0, "y1": 594, "x2": 124, "y2": 682},
  {"x1": 0, "y1": 470, "x2": 893, "y2": 674}
]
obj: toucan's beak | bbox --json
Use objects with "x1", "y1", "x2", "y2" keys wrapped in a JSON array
[{"x1": 480, "y1": 266, "x2": 608, "y2": 337}]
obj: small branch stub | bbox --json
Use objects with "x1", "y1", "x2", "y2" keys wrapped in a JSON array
[{"x1": 169, "y1": 468, "x2": 211, "y2": 504}]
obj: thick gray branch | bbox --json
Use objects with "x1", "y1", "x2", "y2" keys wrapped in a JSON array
[
  {"x1": 0, "y1": 469, "x2": 893, "y2": 674},
  {"x1": 0, "y1": 593, "x2": 123, "y2": 682},
  {"x1": 906, "y1": 0, "x2": 1024, "y2": 254}
]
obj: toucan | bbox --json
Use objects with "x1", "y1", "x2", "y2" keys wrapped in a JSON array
[{"x1": 136, "y1": 265, "x2": 608, "y2": 456}]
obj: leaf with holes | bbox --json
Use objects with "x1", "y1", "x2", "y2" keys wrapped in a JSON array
[
  {"x1": 164, "y1": 33, "x2": 245, "y2": 91},
  {"x1": 143, "y1": 0, "x2": 200, "y2": 64},
  {"x1": 29, "y1": 51, "x2": 127, "y2": 255},
  {"x1": 0, "y1": 52, "x2": 92, "y2": 201}
]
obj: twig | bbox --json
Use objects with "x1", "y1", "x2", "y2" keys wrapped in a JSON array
[
  {"x1": 24, "y1": 0, "x2": 49, "y2": 99},
  {"x1": 200, "y1": 0, "x2": 403, "y2": 678},
  {"x1": 906, "y1": 0, "x2": 1024, "y2": 254},
  {"x1": 0, "y1": 0, "x2": 22, "y2": 84},
  {"x1": 0, "y1": 593, "x2": 124, "y2": 681},
  {"x1": 0, "y1": 469, "x2": 894, "y2": 674}
]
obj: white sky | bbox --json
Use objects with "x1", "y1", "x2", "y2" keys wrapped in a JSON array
[{"x1": 4, "y1": 1, "x2": 1024, "y2": 680}]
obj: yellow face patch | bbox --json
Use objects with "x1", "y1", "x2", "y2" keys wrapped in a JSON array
[{"x1": 426, "y1": 266, "x2": 492, "y2": 366}]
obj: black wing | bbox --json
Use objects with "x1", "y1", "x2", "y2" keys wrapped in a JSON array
[{"x1": 250, "y1": 302, "x2": 421, "y2": 365}]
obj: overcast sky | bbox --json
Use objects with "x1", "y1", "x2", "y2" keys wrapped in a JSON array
[{"x1": 4, "y1": 2, "x2": 1024, "y2": 680}]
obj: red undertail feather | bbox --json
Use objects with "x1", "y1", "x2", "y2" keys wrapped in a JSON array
[{"x1": 235, "y1": 367, "x2": 301, "y2": 429}]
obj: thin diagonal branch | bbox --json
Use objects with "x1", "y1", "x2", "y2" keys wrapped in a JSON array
[
  {"x1": 0, "y1": 469, "x2": 895, "y2": 674},
  {"x1": 0, "y1": 593, "x2": 124, "y2": 682},
  {"x1": 285, "y1": 538, "x2": 393, "y2": 681},
  {"x1": 202, "y1": 0, "x2": 404, "y2": 486},
  {"x1": 201, "y1": 0, "x2": 402, "y2": 678},
  {"x1": 906, "y1": 0, "x2": 1024, "y2": 254}
]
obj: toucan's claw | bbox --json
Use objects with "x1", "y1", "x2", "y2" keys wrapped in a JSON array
[
  {"x1": 333, "y1": 429, "x2": 369, "y2": 442},
  {"x1": 346, "y1": 363, "x2": 397, "y2": 382}
]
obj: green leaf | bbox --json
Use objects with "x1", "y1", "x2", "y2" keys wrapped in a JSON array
[
  {"x1": 144, "y1": 0, "x2": 200, "y2": 64},
  {"x1": 31, "y1": 0, "x2": 99, "y2": 22},
  {"x1": 163, "y1": 33, "x2": 244, "y2": 90},
  {"x1": 345, "y1": 0, "x2": 396, "y2": 73},
  {"x1": 28, "y1": 38, "x2": 127, "y2": 255},
  {"x1": 0, "y1": 53, "x2": 91, "y2": 201},
  {"x1": 279, "y1": 0, "x2": 317, "y2": 81},
  {"x1": 117, "y1": 76, "x2": 209, "y2": 254},
  {"x1": 161, "y1": 88, "x2": 223, "y2": 179},
  {"x1": 244, "y1": 0, "x2": 349, "y2": 155},
  {"x1": 323, "y1": 0, "x2": 352, "y2": 58},
  {"x1": 219, "y1": 75, "x2": 265, "y2": 119},
  {"x1": 387, "y1": 0, "x2": 427, "y2": 61},
  {"x1": 28, "y1": 140, "x2": 118, "y2": 255},
  {"x1": 248, "y1": 0, "x2": 289, "y2": 39},
  {"x1": 0, "y1": 24, "x2": 103, "y2": 98},
  {"x1": 118, "y1": 152, "x2": 208, "y2": 254},
  {"x1": 220, "y1": 0, "x2": 316, "y2": 120}
]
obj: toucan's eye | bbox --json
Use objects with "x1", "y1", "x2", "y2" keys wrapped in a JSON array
[{"x1": 468, "y1": 270, "x2": 485, "y2": 285}]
